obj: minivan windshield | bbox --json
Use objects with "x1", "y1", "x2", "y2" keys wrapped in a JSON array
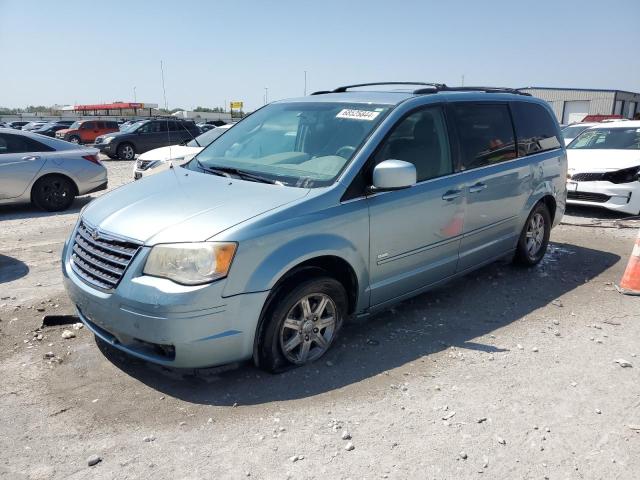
[
  {"x1": 186, "y1": 126, "x2": 230, "y2": 147},
  {"x1": 568, "y1": 127, "x2": 640, "y2": 150},
  {"x1": 190, "y1": 102, "x2": 391, "y2": 187}
]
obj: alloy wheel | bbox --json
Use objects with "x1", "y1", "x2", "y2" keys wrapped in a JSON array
[
  {"x1": 279, "y1": 293, "x2": 337, "y2": 364},
  {"x1": 525, "y1": 212, "x2": 545, "y2": 258}
]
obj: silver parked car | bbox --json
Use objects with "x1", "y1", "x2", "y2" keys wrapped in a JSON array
[
  {"x1": 0, "y1": 128, "x2": 107, "y2": 211},
  {"x1": 62, "y1": 83, "x2": 566, "y2": 372}
]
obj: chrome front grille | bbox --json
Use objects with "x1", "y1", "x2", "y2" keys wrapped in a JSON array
[
  {"x1": 70, "y1": 220, "x2": 140, "y2": 290},
  {"x1": 571, "y1": 172, "x2": 605, "y2": 182}
]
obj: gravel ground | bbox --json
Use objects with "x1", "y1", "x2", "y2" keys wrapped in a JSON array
[{"x1": 1, "y1": 159, "x2": 639, "y2": 479}]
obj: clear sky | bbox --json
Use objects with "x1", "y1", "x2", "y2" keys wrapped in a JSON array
[{"x1": 1, "y1": 0, "x2": 639, "y2": 111}]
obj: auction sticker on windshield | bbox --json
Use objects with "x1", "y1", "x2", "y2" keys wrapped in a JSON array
[{"x1": 336, "y1": 109, "x2": 380, "y2": 121}]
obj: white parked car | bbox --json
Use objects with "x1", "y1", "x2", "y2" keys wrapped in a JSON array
[
  {"x1": 561, "y1": 122, "x2": 598, "y2": 145},
  {"x1": 566, "y1": 121, "x2": 640, "y2": 215},
  {"x1": 132, "y1": 124, "x2": 232, "y2": 179}
]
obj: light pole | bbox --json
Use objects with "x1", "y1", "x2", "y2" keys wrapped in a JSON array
[
  {"x1": 133, "y1": 86, "x2": 137, "y2": 102},
  {"x1": 304, "y1": 71, "x2": 307, "y2": 96},
  {"x1": 264, "y1": 87, "x2": 269, "y2": 105}
]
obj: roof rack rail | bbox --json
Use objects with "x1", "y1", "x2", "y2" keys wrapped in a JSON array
[
  {"x1": 311, "y1": 82, "x2": 445, "y2": 95},
  {"x1": 310, "y1": 82, "x2": 531, "y2": 97},
  {"x1": 422, "y1": 85, "x2": 531, "y2": 96}
]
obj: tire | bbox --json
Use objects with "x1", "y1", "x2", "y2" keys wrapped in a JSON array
[
  {"x1": 68, "y1": 135, "x2": 81, "y2": 144},
  {"x1": 256, "y1": 276, "x2": 348, "y2": 373},
  {"x1": 513, "y1": 202, "x2": 551, "y2": 266},
  {"x1": 117, "y1": 143, "x2": 136, "y2": 160},
  {"x1": 31, "y1": 175, "x2": 75, "y2": 212}
]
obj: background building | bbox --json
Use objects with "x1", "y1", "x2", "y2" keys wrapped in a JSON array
[{"x1": 520, "y1": 87, "x2": 640, "y2": 124}]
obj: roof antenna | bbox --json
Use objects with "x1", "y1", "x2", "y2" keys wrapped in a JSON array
[{"x1": 160, "y1": 60, "x2": 172, "y2": 166}]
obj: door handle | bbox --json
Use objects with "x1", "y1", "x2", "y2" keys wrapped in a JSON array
[
  {"x1": 468, "y1": 182, "x2": 487, "y2": 193},
  {"x1": 442, "y1": 189, "x2": 462, "y2": 201},
  {"x1": 21, "y1": 155, "x2": 41, "y2": 161}
]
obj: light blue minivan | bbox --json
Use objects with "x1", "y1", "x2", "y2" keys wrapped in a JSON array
[{"x1": 62, "y1": 83, "x2": 567, "y2": 372}]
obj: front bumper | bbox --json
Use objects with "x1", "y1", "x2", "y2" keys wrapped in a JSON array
[
  {"x1": 61, "y1": 236, "x2": 269, "y2": 368},
  {"x1": 566, "y1": 180, "x2": 640, "y2": 215},
  {"x1": 96, "y1": 143, "x2": 113, "y2": 154}
]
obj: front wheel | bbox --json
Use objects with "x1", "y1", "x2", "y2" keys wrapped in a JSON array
[
  {"x1": 514, "y1": 202, "x2": 551, "y2": 266},
  {"x1": 68, "y1": 135, "x2": 81, "y2": 144},
  {"x1": 117, "y1": 143, "x2": 136, "y2": 160},
  {"x1": 257, "y1": 276, "x2": 347, "y2": 373}
]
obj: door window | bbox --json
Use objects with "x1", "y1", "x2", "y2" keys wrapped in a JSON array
[
  {"x1": 0, "y1": 133, "x2": 54, "y2": 153},
  {"x1": 373, "y1": 107, "x2": 452, "y2": 182},
  {"x1": 511, "y1": 102, "x2": 561, "y2": 156},
  {"x1": 451, "y1": 103, "x2": 516, "y2": 170}
]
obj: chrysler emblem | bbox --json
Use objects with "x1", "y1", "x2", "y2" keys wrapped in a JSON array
[{"x1": 92, "y1": 230, "x2": 100, "y2": 240}]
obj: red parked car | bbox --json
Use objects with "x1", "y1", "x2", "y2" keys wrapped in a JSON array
[{"x1": 55, "y1": 120, "x2": 119, "y2": 144}]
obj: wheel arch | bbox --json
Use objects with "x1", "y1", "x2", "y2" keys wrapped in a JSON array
[{"x1": 251, "y1": 254, "x2": 360, "y2": 368}]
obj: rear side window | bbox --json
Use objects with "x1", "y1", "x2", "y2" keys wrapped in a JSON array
[
  {"x1": 451, "y1": 103, "x2": 516, "y2": 170},
  {"x1": 96, "y1": 121, "x2": 105, "y2": 129},
  {"x1": 511, "y1": 102, "x2": 561, "y2": 156},
  {"x1": 106, "y1": 121, "x2": 118, "y2": 129},
  {"x1": 82, "y1": 121, "x2": 94, "y2": 129},
  {"x1": 0, "y1": 133, "x2": 54, "y2": 153}
]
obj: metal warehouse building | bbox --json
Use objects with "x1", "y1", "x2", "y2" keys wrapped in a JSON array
[{"x1": 520, "y1": 87, "x2": 640, "y2": 124}]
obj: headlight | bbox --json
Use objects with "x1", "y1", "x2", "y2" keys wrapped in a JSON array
[
  {"x1": 143, "y1": 242, "x2": 237, "y2": 285},
  {"x1": 103, "y1": 136, "x2": 114, "y2": 144}
]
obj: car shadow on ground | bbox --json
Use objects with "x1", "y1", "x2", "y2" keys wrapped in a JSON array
[
  {"x1": 0, "y1": 254, "x2": 29, "y2": 284},
  {"x1": 0, "y1": 196, "x2": 93, "y2": 221},
  {"x1": 97, "y1": 241, "x2": 620, "y2": 406}
]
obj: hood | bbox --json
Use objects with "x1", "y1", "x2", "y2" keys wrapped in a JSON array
[
  {"x1": 567, "y1": 149, "x2": 640, "y2": 173},
  {"x1": 56, "y1": 128, "x2": 73, "y2": 135},
  {"x1": 138, "y1": 145, "x2": 202, "y2": 162},
  {"x1": 82, "y1": 167, "x2": 310, "y2": 244}
]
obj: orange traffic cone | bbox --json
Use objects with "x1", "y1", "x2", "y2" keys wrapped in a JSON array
[{"x1": 617, "y1": 229, "x2": 640, "y2": 296}]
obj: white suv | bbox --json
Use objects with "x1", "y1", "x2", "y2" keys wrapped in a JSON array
[{"x1": 132, "y1": 124, "x2": 232, "y2": 179}]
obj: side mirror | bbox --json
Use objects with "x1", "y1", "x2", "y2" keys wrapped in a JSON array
[{"x1": 371, "y1": 159, "x2": 416, "y2": 191}]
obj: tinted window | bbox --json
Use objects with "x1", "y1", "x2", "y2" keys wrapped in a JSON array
[
  {"x1": 106, "y1": 121, "x2": 118, "y2": 129},
  {"x1": 373, "y1": 107, "x2": 452, "y2": 182},
  {"x1": 82, "y1": 122, "x2": 95, "y2": 129},
  {"x1": 150, "y1": 121, "x2": 167, "y2": 133},
  {"x1": 511, "y1": 102, "x2": 561, "y2": 156},
  {"x1": 0, "y1": 133, "x2": 54, "y2": 153},
  {"x1": 452, "y1": 103, "x2": 516, "y2": 170}
]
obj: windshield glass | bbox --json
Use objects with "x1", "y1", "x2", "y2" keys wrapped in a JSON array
[
  {"x1": 187, "y1": 127, "x2": 230, "y2": 147},
  {"x1": 120, "y1": 121, "x2": 145, "y2": 133},
  {"x1": 69, "y1": 121, "x2": 82, "y2": 130},
  {"x1": 562, "y1": 125, "x2": 590, "y2": 139},
  {"x1": 568, "y1": 127, "x2": 640, "y2": 150},
  {"x1": 190, "y1": 102, "x2": 391, "y2": 187}
]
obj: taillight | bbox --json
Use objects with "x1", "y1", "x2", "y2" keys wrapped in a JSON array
[{"x1": 82, "y1": 155, "x2": 101, "y2": 165}]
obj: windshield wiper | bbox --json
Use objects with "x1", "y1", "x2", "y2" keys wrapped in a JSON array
[{"x1": 197, "y1": 164, "x2": 280, "y2": 185}]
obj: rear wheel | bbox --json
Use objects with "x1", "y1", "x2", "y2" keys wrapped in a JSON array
[
  {"x1": 117, "y1": 143, "x2": 136, "y2": 160},
  {"x1": 32, "y1": 175, "x2": 75, "y2": 212},
  {"x1": 514, "y1": 202, "x2": 551, "y2": 266},
  {"x1": 257, "y1": 276, "x2": 347, "y2": 373}
]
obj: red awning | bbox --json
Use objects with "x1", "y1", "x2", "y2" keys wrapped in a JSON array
[{"x1": 74, "y1": 102, "x2": 145, "y2": 111}]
